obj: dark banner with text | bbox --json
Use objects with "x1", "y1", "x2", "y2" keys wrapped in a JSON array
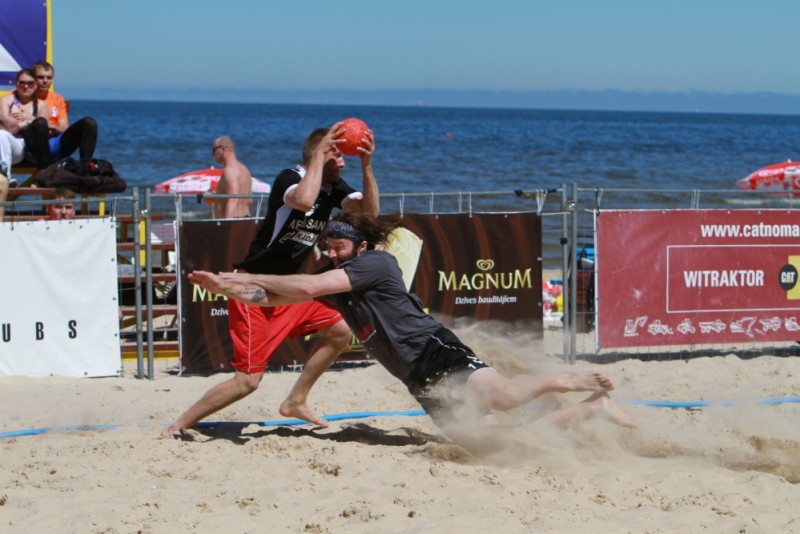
[
  {"x1": 381, "y1": 212, "x2": 543, "y2": 327},
  {"x1": 178, "y1": 219, "x2": 341, "y2": 373},
  {"x1": 179, "y1": 213, "x2": 542, "y2": 373},
  {"x1": 597, "y1": 209, "x2": 800, "y2": 347}
]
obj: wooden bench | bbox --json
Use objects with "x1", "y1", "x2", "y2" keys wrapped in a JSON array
[{"x1": 6, "y1": 167, "x2": 39, "y2": 200}]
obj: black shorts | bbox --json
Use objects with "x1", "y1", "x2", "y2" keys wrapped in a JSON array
[{"x1": 403, "y1": 328, "x2": 489, "y2": 426}]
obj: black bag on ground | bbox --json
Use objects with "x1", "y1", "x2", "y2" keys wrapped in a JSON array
[{"x1": 35, "y1": 158, "x2": 127, "y2": 193}]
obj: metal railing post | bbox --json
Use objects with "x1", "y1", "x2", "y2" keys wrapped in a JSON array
[
  {"x1": 569, "y1": 183, "x2": 579, "y2": 364},
  {"x1": 560, "y1": 183, "x2": 570, "y2": 363},
  {"x1": 145, "y1": 189, "x2": 154, "y2": 380},
  {"x1": 132, "y1": 188, "x2": 144, "y2": 379}
]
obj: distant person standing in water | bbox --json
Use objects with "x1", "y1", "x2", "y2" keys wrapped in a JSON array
[{"x1": 211, "y1": 136, "x2": 253, "y2": 219}]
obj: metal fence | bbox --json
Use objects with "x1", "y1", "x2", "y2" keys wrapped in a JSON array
[
  {"x1": 5, "y1": 185, "x2": 798, "y2": 380},
  {"x1": 154, "y1": 185, "x2": 800, "y2": 366}
]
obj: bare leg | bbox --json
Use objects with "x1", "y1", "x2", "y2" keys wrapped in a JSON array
[
  {"x1": 0, "y1": 173, "x2": 7, "y2": 222},
  {"x1": 466, "y1": 367, "x2": 616, "y2": 412},
  {"x1": 279, "y1": 320, "x2": 351, "y2": 427},
  {"x1": 161, "y1": 369, "x2": 263, "y2": 438},
  {"x1": 546, "y1": 392, "x2": 638, "y2": 429}
]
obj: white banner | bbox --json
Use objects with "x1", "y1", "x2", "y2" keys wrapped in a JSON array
[{"x1": 0, "y1": 219, "x2": 121, "y2": 377}]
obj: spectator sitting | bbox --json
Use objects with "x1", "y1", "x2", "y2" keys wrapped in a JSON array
[
  {"x1": 45, "y1": 187, "x2": 76, "y2": 220},
  {"x1": 1, "y1": 128, "x2": 26, "y2": 195},
  {"x1": 23, "y1": 61, "x2": 97, "y2": 172},
  {"x1": 0, "y1": 69, "x2": 48, "y2": 184},
  {"x1": 0, "y1": 170, "x2": 7, "y2": 222}
]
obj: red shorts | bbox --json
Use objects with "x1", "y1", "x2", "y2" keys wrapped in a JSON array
[{"x1": 227, "y1": 299, "x2": 342, "y2": 373}]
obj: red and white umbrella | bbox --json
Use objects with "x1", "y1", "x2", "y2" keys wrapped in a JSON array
[
  {"x1": 736, "y1": 160, "x2": 800, "y2": 193},
  {"x1": 154, "y1": 167, "x2": 271, "y2": 194}
]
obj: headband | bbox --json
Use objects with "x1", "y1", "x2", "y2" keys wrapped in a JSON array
[{"x1": 326, "y1": 220, "x2": 368, "y2": 243}]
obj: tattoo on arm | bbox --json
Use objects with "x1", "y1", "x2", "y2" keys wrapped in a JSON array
[{"x1": 236, "y1": 286, "x2": 268, "y2": 303}]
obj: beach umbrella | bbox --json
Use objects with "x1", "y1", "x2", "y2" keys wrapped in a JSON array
[
  {"x1": 154, "y1": 167, "x2": 271, "y2": 194},
  {"x1": 736, "y1": 160, "x2": 800, "y2": 193}
]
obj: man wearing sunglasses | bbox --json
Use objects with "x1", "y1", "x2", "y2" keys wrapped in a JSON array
[
  {"x1": 32, "y1": 61, "x2": 69, "y2": 135},
  {"x1": 211, "y1": 136, "x2": 253, "y2": 219}
]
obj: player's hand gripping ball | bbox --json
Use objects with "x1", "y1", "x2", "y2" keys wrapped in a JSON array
[{"x1": 336, "y1": 118, "x2": 369, "y2": 156}]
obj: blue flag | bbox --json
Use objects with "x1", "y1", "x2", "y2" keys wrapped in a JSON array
[{"x1": 0, "y1": 0, "x2": 50, "y2": 87}]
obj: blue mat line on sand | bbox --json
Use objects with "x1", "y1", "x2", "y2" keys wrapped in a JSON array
[{"x1": 2, "y1": 399, "x2": 799, "y2": 439}]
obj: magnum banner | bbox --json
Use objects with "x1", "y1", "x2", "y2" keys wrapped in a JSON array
[
  {"x1": 597, "y1": 209, "x2": 800, "y2": 348},
  {"x1": 381, "y1": 213, "x2": 543, "y2": 325},
  {"x1": 179, "y1": 213, "x2": 542, "y2": 373}
]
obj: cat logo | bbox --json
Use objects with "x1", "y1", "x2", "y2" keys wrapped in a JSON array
[{"x1": 780, "y1": 255, "x2": 800, "y2": 300}]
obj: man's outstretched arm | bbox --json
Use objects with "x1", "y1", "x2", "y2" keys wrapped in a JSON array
[
  {"x1": 188, "y1": 271, "x2": 304, "y2": 306},
  {"x1": 215, "y1": 269, "x2": 354, "y2": 301},
  {"x1": 189, "y1": 269, "x2": 353, "y2": 306}
]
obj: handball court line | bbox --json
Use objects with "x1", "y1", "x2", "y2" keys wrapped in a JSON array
[{"x1": 2, "y1": 399, "x2": 799, "y2": 439}]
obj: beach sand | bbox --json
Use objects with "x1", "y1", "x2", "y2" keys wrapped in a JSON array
[{"x1": 1, "y1": 326, "x2": 800, "y2": 533}]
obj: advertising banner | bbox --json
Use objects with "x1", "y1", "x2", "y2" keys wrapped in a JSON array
[
  {"x1": 382, "y1": 212, "x2": 543, "y2": 327},
  {"x1": 178, "y1": 219, "x2": 305, "y2": 373},
  {"x1": 597, "y1": 209, "x2": 800, "y2": 347},
  {"x1": 0, "y1": 0, "x2": 50, "y2": 88},
  {"x1": 0, "y1": 219, "x2": 121, "y2": 377},
  {"x1": 179, "y1": 213, "x2": 542, "y2": 373}
]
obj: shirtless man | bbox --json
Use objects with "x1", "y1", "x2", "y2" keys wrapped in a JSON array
[
  {"x1": 211, "y1": 136, "x2": 253, "y2": 219},
  {"x1": 189, "y1": 211, "x2": 637, "y2": 441}
]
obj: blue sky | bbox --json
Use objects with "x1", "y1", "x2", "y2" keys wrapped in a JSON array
[{"x1": 53, "y1": 1, "x2": 800, "y2": 109}]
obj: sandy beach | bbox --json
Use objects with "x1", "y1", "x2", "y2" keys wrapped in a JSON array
[{"x1": 1, "y1": 325, "x2": 800, "y2": 533}]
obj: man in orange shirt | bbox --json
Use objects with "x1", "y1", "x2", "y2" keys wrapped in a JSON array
[
  {"x1": 33, "y1": 61, "x2": 69, "y2": 133},
  {"x1": 45, "y1": 187, "x2": 76, "y2": 220},
  {"x1": 30, "y1": 61, "x2": 97, "y2": 170}
]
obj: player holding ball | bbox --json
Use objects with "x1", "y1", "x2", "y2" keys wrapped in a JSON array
[
  {"x1": 336, "y1": 118, "x2": 372, "y2": 157},
  {"x1": 162, "y1": 120, "x2": 378, "y2": 439}
]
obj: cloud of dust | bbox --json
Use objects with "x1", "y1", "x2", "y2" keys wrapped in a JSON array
[
  {"x1": 451, "y1": 320, "x2": 562, "y2": 376},
  {"x1": 424, "y1": 326, "x2": 800, "y2": 482}
]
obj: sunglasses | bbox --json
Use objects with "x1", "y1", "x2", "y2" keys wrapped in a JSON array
[
  {"x1": 212, "y1": 145, "x2": 224, "y2": 153},
  {"x1": 16, "y1": 80, "x2": 35, "y2": 87}
]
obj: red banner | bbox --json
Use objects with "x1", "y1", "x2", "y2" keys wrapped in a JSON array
[
  {"x1": 597, "y1": 209, "x2": 800, "y2": 347},
  {"x1": 178, "y1": 213, "x2": 542, "y2": 373}
]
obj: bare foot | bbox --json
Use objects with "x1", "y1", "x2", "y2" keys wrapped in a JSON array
[
  {"x1": 553, "y1": 371, "x2": 615, "y2": 393},
  {"x1": 592, "y1": 392, "x2": 638, "y2": 428},
  {"x1": 546, "y1": 392, "x2": 637, "y2": 429},
  {"x1": 279, "y1": 398, "x2": 329, "y2": 428}
]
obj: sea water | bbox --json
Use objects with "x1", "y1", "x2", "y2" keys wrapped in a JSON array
[{"x1": 74, "y1": 101, "x2": 800, "y2": 200}]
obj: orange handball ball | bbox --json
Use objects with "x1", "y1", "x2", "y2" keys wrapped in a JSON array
[{"x1": 336, "y1": 118, "x2": 369, "y2": 156}]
